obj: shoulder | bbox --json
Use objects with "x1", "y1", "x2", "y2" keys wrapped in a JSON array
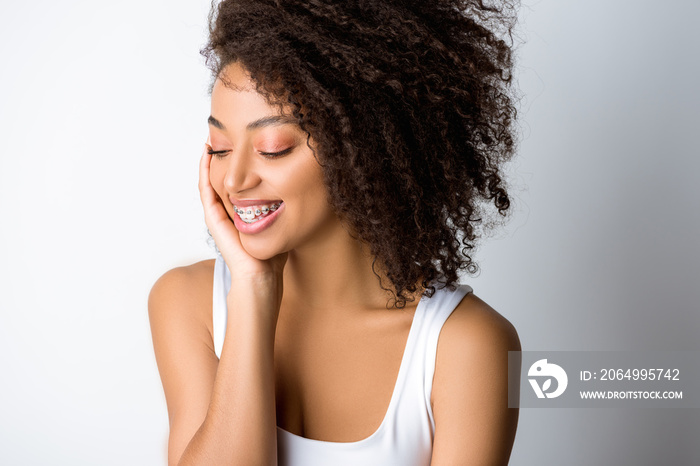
[
  {"x1": 431, "y1": 290, "x2": 520, "y2": 407},
  {"x1": 148, "y1": 259, "x2": 217, "y2": 347},
  {"x1": 430, "y1": 290, "x2": 521, "y2": 465},
  {"x1": 436, "y1": 290, "x2": 520, "y2": 363},
  {"x1": 432, "y1": 290, "x2": 521, "y2": 399},
  {"x1": 150, "y1": 258, "x2": 216, "y2": 288},
  {"x1": 149, "y1": 259, "x2": 216, "y2": 299},
  {"x1": 147, "y1": 259, "x2": 219, "y2": 462}
]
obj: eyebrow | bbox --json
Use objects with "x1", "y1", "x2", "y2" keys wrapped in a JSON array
[{"x1": 207, "y1": 114, "x2": 297, "y2": 131}]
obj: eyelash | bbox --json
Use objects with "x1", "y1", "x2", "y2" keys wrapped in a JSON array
[
  {"x1": 207, "y1": 149, "x2": 228, "y2": 159},
  {"x1": 207, "y1": 147, "x2": 293, "y2": 159}
]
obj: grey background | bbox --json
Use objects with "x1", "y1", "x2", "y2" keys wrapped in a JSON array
[{"x1": 0, "y1": 0, "x2": 697, "y2": 464}]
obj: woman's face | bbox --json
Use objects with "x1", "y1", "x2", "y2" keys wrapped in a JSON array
[{"x1": 208, "y1": 62, "x2": 339, "y2": 260}]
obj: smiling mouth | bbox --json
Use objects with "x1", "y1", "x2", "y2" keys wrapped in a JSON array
[{"x1": 233, "y1": 202, "x2": 283, "y2": 224}]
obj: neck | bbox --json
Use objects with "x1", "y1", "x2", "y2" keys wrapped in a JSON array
[{"x1": 280, "y1": 221, "x2": 400, "y2": 317}]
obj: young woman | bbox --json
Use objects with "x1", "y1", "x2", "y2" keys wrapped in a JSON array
[{"x1": 149, "y1": 1, "x2": 521, "y2": 464}]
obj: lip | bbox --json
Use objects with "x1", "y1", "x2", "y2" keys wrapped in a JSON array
[
  {"x1": 232, "y1": 201, "x2": 285, "y2": 235},
  {"x1": 229, "y1": 198, "x2": 282, "y2": 207}
]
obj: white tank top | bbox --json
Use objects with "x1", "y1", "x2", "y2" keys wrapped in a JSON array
[{"x1": 212, "y1": 253, "x2": 473, "y2": 465}]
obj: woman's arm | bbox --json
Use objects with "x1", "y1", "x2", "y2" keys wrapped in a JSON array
[
  {"x1": 149, "y1": 145, "x2": 285, "y2": 465},
  {"x1": 148, "y1": 263, "x2": 219, "y2": 465},
  {"x1": 430, "y1": 293, "x2": 521, "y2": 465},
  {"x1": 183, "y1": 276, "x2": 280, "y2": 466},
  {"x1": 149, "y1": 265, "x2": 281, "y2": 466}
]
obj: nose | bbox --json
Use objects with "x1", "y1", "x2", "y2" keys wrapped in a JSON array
[{"x1": 223, "y1": 149, "x2": 261, "y2": 194}]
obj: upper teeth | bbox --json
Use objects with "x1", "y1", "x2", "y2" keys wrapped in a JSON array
[{"x1": 233, "y1": 202, "x2": 281, "y2": 223}]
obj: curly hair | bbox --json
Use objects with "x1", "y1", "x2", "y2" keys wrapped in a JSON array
[{"x1": 200, "y1": 0, "x2": 520, "y2": 308}]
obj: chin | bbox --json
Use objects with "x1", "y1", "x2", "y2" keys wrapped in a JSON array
[{"x1": 239, "y1": 237, "x2": 285, "y2": 261}]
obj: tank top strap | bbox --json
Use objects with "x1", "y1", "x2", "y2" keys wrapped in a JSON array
[
  {"x1": 382, "y1": 283, "x2": 473, "y2": 445},
  {"x1": 419, "y1": 284, "x2": 473, "y2": 433},
  {"x1": 212, "y1": 253, "x2": 230, "y2": 359}
]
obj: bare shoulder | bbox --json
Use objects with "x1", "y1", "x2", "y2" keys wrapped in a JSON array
[
  {"x1": 148, "y1": 259, "x2": 219, "y2": 358},
  {"x1": 150, "y1": 258, "x2": 216, "y2": 293},
  {"x1": 148, "y1": 258, "x2": 217, "y2": 355},
  {"x1": 430, "y1": 291, "x2": 521, "y2": 465},
  {"x1": 431, "y1": 290, "x2": 520, "y2": 408},
  {"x1": 147, "y1": 259, "x2": 218, "y2": 464},
  {"x1": 438, "y1": 291, "x2": 520, "y2": 357}
]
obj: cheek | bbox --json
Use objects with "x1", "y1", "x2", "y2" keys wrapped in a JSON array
[
  {"x1": 306, "y1": 162, "x2": 330, "y2": 201},
  {"x1": 272, "y1": 156, "x2": 324, "y2": 197},
  {"x1": 298, "y1": 165, "x2": 333, "y2": 213}
]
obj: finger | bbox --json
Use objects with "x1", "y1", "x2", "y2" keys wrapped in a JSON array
[
  {"x1": 198, "y1": 146, "x2": 226, "y2": 222},
  {"x1": 198, "y1": 143, "x2": 211, "y2": 196},
  {"x1": 198, "y1": 145, "x2": 225, "y2": 215},
  {"x1": 198, "y1": 144, "x2": 244, "y2": 256}
]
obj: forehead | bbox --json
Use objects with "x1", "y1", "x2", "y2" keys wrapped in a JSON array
[
  {"x1": 211, "y1": 66, "x2": 279, "y2": 127},
  {"x1": 211, "y1": 62, "x2": 298, "y2": 126}
]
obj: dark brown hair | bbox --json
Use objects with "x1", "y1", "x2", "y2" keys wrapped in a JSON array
[{"x1": 201, "y1": 0, "x2": 520, "y2": 307}]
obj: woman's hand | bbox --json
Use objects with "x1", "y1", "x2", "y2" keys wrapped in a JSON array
[
  {"x1": 176, "y1": 140, "x2": 284, "y2": 465},
  {"x1": 198, "y1": 141, "x2": 288, "y2": 289}
]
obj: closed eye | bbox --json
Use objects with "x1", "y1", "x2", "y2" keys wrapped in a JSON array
[
  {"x1": 259, "y1": 147, "x2": 293, "y2": 158},
  {"x1": 207, "y1": 149, "x2": 229, "y2": 159},
  {"x1": 207, "y1": 147, "x2": 293, "y2": 159}
]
